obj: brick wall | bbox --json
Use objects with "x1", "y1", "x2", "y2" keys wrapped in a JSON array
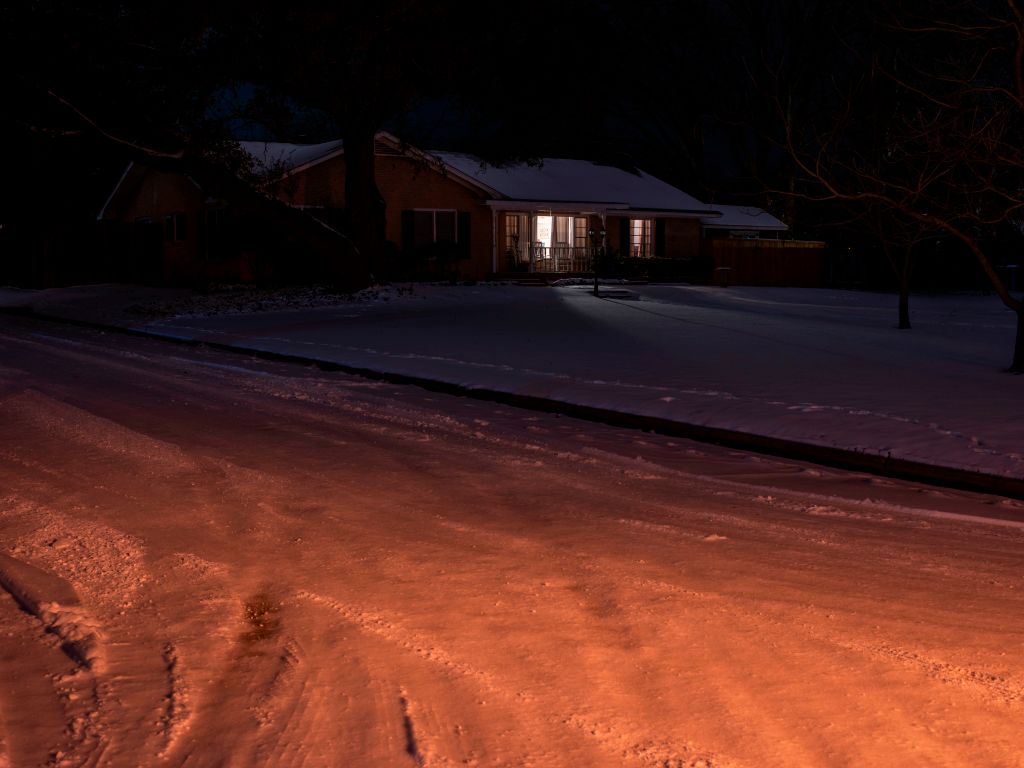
[
  {"x1": 663, "y1": 219, "x2": 700, "y2": 258},
  {"x1": 104, "y1": 166, "x2": 205, "y2": 280},
  {"x1": 275, "y1": 154, "x2": 494, "y2": 280},
  {"x1": 608, "y1": 216, "x2": 699, "y2": 259}
]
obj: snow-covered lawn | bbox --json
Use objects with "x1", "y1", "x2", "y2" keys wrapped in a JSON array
[
  {"x1": 153, "y1": 284, "x2": 1024, "y2": 480},
  {"x1": 4, "y1": 282, "x2": 1022, "y2": 478}
]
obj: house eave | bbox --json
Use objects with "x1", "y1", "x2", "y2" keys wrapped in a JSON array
[
  {"x1": 485, "y1": 200, "x2": 718, "y2": 219},
  {"x1": 270, "y1": 133, "x2": 505, "y2": 199},
  {"x1": 485, "y1": 200, "x2": 629, "y2": 213},
  {"x1": 248, "y1": 132, "x2": 392, "y2": 184},
  {"x1": 427, "y1": 157, "x2": 505, "y2": 198},
  {"x1": 701, "y1": 223, "x2": 789, "y2": 231},
  {"x1": 96, "y1": 162, "x2": 134, "y2": 220},
  {"x1": 626, "y1": 208, "x2": 719, "y2": 220},
  {"x1": 273, "y1": 147, "x2": 348, "y2": 181}
]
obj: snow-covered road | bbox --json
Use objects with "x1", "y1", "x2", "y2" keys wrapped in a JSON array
[{"x1": 2, "y1": 316, "x2": 1023, "y2": 767}]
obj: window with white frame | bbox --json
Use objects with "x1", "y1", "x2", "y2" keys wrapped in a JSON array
[
  {"x1": 413, "y1": 209, "x2": 457, "y2": 248},
  {"x1": 631, "y1": 218, "x2": 653, "y2": 257}
]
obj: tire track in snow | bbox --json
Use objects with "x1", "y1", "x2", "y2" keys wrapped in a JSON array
[
  {"x1": 0, "y1": 389, "x2": 196, "y2": 477},
  {"x1": 618, "y1": 517, "x2": 1024, "y2": 713},
  {"x1": 0, "y1": 553, "x2": 105, "y2": 674},
  {"x1": 0, "y1": 555, "x2": 109, "y2": 767},
  {"x1": 295, "y1": 583, "x2": 736, "y2": 767},
  {"x1": 295, "y1": 590, "x2": 495, "y2": 688},
  {"x1": 819, "y1": 635, "x2": 1024, "y2": 709},
  {"x1": 399, "y1": 690, "x2": 427, "y2": 767},
  {"x1": 156, "y1": 643, "x2": 190, "y2": 757},
  {"x1": 422, "y1": 510, "x2": 1024, "y2": 760},
  {"x1": 233, "y1": 598, "x2": 463, "y2": 767}
]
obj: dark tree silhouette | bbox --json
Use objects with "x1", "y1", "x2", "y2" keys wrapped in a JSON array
[
  {"x1": 745, "y1": 0, "x2": 1024, "y2": 369},
  {"x1": 203, "y1": 1, "x2": 628, "y2": 277}
]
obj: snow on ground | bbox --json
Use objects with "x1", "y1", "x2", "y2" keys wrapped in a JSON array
[
  {"x1": 5, "y1": 282, "x2": 1016, "y2": 480},
  {"x1": 1, "y1": 316, "x2": 1024, "y2": 767}
]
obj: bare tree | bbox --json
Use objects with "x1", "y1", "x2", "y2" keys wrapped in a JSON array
[
  {"x1": 773, "y1": 0, "x2": 1024, "y2": 369},
  {"x1": 867, "y1": 208, "x2": 937, "y2": 329}
]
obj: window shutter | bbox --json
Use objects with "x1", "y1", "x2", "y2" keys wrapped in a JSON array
[
  {"x1": 198, "y1": 208, "x2": 207, "y2": 259},
  {"x1": 655, "y1": 219, "x2": 665, "y2": 257},
  {"x1": 434, "y1": 211, "x2": 456, "y2": 244},
  {"x1": 457, "y1": 212, "x2": 471, "y2": 260},
  {"x1": 401, "y1": 210, "x2": 415, "y2": 252},
  {"x1": 619, "y1": 218, "x2": 630, "y2": 258}
]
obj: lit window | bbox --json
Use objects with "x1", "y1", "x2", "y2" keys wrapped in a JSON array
[
  {"x1": 534, "y1": 215, "x2": 588, "y2": 250},
  {"x1": 574, "y1": 216, "x2": 589, "y2": 248},
  {"x1": 504, "y1": 213, "x2": 520, "y2": 248},
  {"x1": 553, "y1": 216, "x2": 574, "y2": 247},
  {"x1": 631, "y1": 219, "x2": 653, "y2": 257}
]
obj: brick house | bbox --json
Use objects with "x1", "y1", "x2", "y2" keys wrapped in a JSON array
[
  {"x1": 97, "y1": 148, "x2": 365, "y2": 287},
  {"x1": 99, "y1": 132, "x2": 792, "y2": 285}
]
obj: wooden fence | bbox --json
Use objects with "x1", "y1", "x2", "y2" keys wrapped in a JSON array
[{"x1": 701, "y1": 239, "x2": 827, "y2": 287}]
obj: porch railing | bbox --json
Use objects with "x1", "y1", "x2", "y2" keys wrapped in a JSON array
[{"x1": 506, "y1": 244, "x2": 594, "y2": 273}]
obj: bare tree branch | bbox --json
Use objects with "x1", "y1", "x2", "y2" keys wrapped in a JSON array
[{"x1": 48, "y1": 90, "x2": 185, "y2": 161}]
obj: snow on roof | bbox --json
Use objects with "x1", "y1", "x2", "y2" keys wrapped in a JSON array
[
  {"x1": 238, "y1": 140, "x2": 345, "y2": 176},
  {"x1": 431, "y1": 152, "x2": 709, "y2": 212},
  {"x1": 231, "y1": 140, "x2": 784, "y2": 231},
  {"x1": 700, "y1": 204, "x2": 787, "y2": 231}
]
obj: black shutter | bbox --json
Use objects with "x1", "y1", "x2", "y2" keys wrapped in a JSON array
[
  {"x1": 197, "y1": 208, "x2": 207, "y2": 260},
  {"x1": 401, "y1": 210, "x2": 415, "y2": 252},
  {"x1": 655, "y1": 219, "x2": 665, "y2": 257},
  {"x1": 619, "y1": 217, "x2": 630, "y2": 258},
  {"x1": 457, "y1": 212, "x2": 471, "y2": 260}
]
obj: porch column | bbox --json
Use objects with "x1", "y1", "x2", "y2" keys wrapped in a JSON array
[
  {"x1": 490, "y1": 207, "x2": 498, "y2": 273},
  {"x1": 528, "y1": 211, "x2": 537, "y2": 273},
  {"x1": 595, "y1": 211, "x2": 608, "y2": 296}
]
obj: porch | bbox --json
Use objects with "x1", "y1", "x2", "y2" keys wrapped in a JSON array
[
  {"x1": 505, "y1": 243, "x2": 595, "y2": 273},
  {"x1": 498, "y1": 209, "x2": 603, "y2": 274}
]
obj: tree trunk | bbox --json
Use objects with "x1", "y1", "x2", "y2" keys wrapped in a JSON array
[
  {"x1": 898, "y1": 252, "x2": 911, "y2": 330},
  {"x1": 921, "y1": 221, "x2": 1023, "y2": 370},
  {"x1": 878, "y1": 237, "x2": 912, "y2": 329},
  {"x1": 343, "y1": 126, "x2": 385, "y2": 284},
  {"x1": 1012, "y1": 305, "x2": 1024, "y2": 373}
]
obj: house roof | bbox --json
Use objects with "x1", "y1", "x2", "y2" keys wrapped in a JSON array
[
  {"x1": 238, "y1": 139, "x2": 346, "y2": 177},
  {"x1": 104, "y1": 134, "x2": 785, "y2": 233},
  {"x1": 699, "y1": 204, "x2": 788, "y2": 231},
  {"x1": 430, "y1": 152, "x2": 712, "y2": 214}
]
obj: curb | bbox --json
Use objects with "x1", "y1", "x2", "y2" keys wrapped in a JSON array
[{"x1": 6, "y1": 305, "x2": 1024, "y2": 502}]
